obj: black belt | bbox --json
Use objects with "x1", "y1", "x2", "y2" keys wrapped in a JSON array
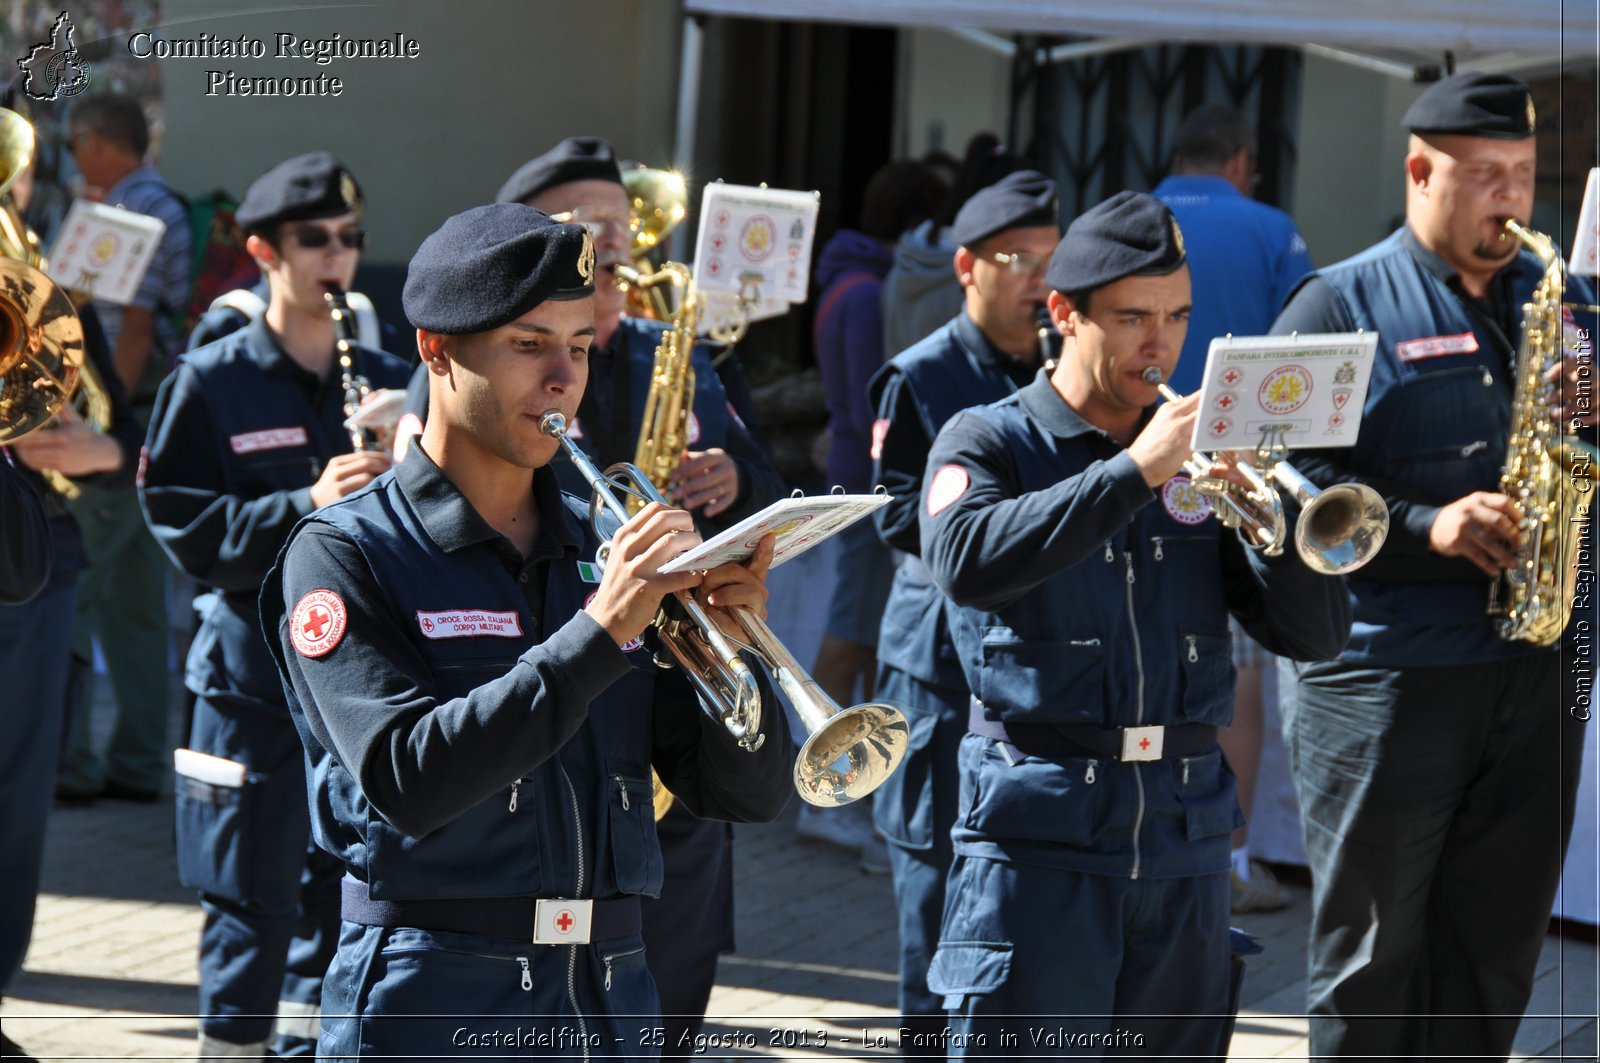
[
  {"x1": 341, "y1": 879, "x2": 641, "y2": 943},
  {"x1": 968, "y1": 700, "x2": 1217, "y2": 762}
]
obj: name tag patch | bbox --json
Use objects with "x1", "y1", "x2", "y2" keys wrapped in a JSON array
[
  {"x1": 230, "y1": 426, "x2": 309, "y2": 454},
  {"x1": 1395, "y1": 333, "x2": 1479, "y2": 362},
  {"x1": 416, "y1": 609, "x2": 524, "y2": 639}
]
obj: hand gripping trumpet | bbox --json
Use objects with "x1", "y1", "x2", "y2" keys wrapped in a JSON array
[
  {"x1": 1141, "y1": 367, "x2": 1389, "y2": 574},
  {"x1": 541, "y1": 410, "x2": 910, "y2": 806}
]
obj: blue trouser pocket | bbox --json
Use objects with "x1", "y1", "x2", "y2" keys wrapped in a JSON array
[
  {"x1": 176, "y1": 772, "x2": 261, "y2": 906},
  {"x1": 926, "y1": 940, "x2": 1012, "y2": 1009}
]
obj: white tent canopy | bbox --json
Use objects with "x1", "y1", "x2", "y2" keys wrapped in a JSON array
[{"x1": 682, "y1": 0, "x2": 1591, "y2": 65}]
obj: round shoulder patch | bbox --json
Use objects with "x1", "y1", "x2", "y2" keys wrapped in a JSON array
[
  {"x1": 290, "y1": 589, "x2": 348, "y2": 658},
  {"x1": 927, "y1": 464, "x2": 970, "y2": 517},
  {"x1": 1162, "y1": 474, "x2": 1213, "y2": 525}
]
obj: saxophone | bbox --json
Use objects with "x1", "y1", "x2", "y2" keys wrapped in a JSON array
[
  {"x1": 625, "y1": 261, "x2": 697, "y2": 501},
  {"x1": 1488, "y1": 219, "x2": 1596, "y2": 646}
]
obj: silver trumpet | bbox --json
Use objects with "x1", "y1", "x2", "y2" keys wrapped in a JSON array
[
  {"x1": 540, "y1": 411, "x2": 909, "y2": 806},
  {"x1": 1142, "y1": 367, "x2": 1389, "y2": 575}
]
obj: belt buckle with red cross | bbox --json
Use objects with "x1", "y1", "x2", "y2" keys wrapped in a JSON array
[
  {"x1": 1120, "y1": 725, "x2": 1164, "y2": 763},
  {"x1": 533, "y1": 898, "x2": 593, "y2": 944}
]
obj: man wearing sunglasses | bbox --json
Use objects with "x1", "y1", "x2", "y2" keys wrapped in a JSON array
[
  {"x1": 139, "y1": 152, "x2": 412, "y2": 1059},
  {"x1": 864, "y1": 169, "x2": 1060, "y2": 1055}
]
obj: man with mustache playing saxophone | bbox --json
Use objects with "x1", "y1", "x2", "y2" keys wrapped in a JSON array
[
  {"x1": 1270, "y1": 73, "x2": 1599, "y2": 1059},
  {"x1": 140, "y1": 152, "x2": 410, "y2": 1058},
  {"x1": 264, "y1": 204, "x2": 790, "y2": 1058}
]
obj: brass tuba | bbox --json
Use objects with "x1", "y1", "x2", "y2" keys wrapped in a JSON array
[
  {"x1": 1488, "y1": 219, "x2": 1595, "y2": 645},
  {"x1": 0, "y1": 109, "x2": 84, "y2": 445},
  {"x1": 542, "y1": 411, "x2": 910, "y2": 808}
]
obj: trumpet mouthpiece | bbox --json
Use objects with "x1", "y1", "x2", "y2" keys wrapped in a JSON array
[
  {"x1": 538, "y1": 410, "x2": 567, "y2": 436},
  {"x1": 1141, "y1": 366, "x2": 1165, "y2": 385}
]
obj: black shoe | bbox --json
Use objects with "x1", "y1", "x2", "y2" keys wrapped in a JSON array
[
  {"x1": 1, "y1": 1031, "x2": 39, "y2": 1061},
  {"x1": 102, "y1": 779, "x2": 160, "y2": 803},
  {"x1": 53, "y1": 783, "x2": 102, "y2": 805}
]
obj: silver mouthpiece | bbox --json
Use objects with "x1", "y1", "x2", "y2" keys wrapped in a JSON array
[{"x1": 539, "y1": 410, "x2": 568, "y2": 437}]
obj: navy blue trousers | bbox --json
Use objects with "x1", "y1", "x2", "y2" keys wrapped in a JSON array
[
  {"x1": 931, "y1": 858, "x2": 1233, "y2": 1058},
  {"x1": 639, "y1": 802, "x2": 733, "y2": 1061},
  {"x1": 0, "y1": 582, "x2": 76, "y2": 995},
  {"x1": 320, "y1": 921, "x2": 658, "y2": 1059},
  {"x1": 872, "y1": 664, "x2": 966, "y2": 1055},
  {"x1": 1281, "y1": 652, "x2": 1583, "y2": 1060},
  {"x1": 178, "y1": 696, "x2": 340, "y2": 1053}
]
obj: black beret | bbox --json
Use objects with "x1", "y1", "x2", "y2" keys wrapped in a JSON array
[
  {"x1": 403, "y1": 204, "x2": 596, "y2": 335},
  {"x1": 1403, "y1": 73, "x2": 1536, "y2": 140},
  {"x1": 235, "y1": 152, "x2": 363, "y2": 233},
  {"x1": 952, "y1": 169, "x2": 1060, "y2": 247},
  {"x1": 1046, "y1": 191, "x2": 1187, "y2": 293},
  {"x1": 495, "y1": 136, "x2": 623, "y2": 205}
]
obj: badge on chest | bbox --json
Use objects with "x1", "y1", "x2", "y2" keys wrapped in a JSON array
[{"x1": 415, "y1": 609, "x2": 524, "y2": 639}]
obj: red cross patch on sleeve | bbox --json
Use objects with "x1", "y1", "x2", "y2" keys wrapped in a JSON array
[
  {"x1": 870, "y1": 418, "x2": 890, "y2": 462},
  {"x1": 290, "y1": 589, "x2": 348, "y2": 658},
  {"x1": 926, "y1": 464, "x2": 970, "y2": 517}
]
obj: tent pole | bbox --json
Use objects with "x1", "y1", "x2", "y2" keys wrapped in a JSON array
[{"x1": 672, "y1": 13, "x2": 705, "y2": 263}]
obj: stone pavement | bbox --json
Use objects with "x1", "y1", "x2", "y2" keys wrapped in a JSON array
[{"x1": 2, "y1": 547, "x2": 1595, "y2": 1059}]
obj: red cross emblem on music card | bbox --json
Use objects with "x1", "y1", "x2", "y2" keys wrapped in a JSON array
[
  {"x1": 1219, "y1": 367, "x2": 1243, "y2": 387},
  {"x1": 290, "y1": 590, "x2": 347, "y2": 658}
]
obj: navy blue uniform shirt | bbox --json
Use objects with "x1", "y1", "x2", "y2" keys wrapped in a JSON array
[
  {"x1": 140, "y1": 317, "x2": 412, "y2": 711},
  {"x1": 1272, "y1": 225, "x2": 1598, "y2": 665},
  {"x1": 261, "y1": 446, "x2": 792, "y2": 900},
  {"x1": 919, "y1": 371, "x2": 1350, "y2": 877}
]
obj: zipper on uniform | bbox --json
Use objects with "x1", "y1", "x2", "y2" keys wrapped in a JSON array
[
  {"x1": 1186, "y1": 635, "x2": 1199, "y2": 663},
  {"x1": 613, "y1": 775, "x2": 629, "y2": 812},
  {"x1": 508, "y1": 779, "x2": 521, "y2": 813},
  {"x1": 603, "y1": 946, "x2": 644, "y2": 992},
  {"x1": 1123, "y1": 553, "x2": 1146, "y2": 724},
  {"x1": 1131, "y1": 763, "x2": 1147, "y2": 880},
  {"x1": 1084, "y1": 760, "x2": 1097, "y2": 785},
  {"x1": 1151, "y1": 536, "x2": 1164, "y2": 561},
  {"x1": 1459, "y1": 440, "x2": 1488, "y2": 458},
  {"x1": 517, "y1": 956, "x2": 532, "y2": 991},
  {"x1": 1104, "y1": 541, "x2": 1115, "y2": 563},
  {"x1": 557, "y1": 758, "x2": 590, "y2": 1061}
]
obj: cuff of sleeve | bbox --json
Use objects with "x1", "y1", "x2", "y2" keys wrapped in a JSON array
[
  {"x1": 1401, "y1": 502, "x2": 1441, "y2": 545},
  {"x1": 528, "y1": 611, "x2": 633, "y2": 704},
  {"x1": 1105, "y1": 451, "x2": 1158, "y2": 512},
  {"x1": 289, "y1": 487, "x2": 316, "y2": 518}
]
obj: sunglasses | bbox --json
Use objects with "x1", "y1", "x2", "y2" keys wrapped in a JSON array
[
  {"x1": 985, "y1": 250, "x2": 1048, "y2": 276},
  {"x1": 289, "y1": 225, "x2": 368, "y2": 251}
]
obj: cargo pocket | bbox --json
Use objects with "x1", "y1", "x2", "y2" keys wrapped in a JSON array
[
  {"x1": 964, "y1": 743, "x2": 1099, "y2": 847},
  {"x1": 1177, "y1": 751, "x2": 1243, "y2": 841},
  {"x1": 973, "y1": 628, "x2": 1104, "y2": 722},
  {"x1": 871, "y1": 708, "x2": 939, "y2": 848},
  {"x1": 1179, "y1": 630, "x2": 1235, "y2": 725},
  {"x1": 175, "y1": 767, "x2": 264, "y2": 906},
  {"x1": 926, "y1": 941, "x2": 1012, "y2": 1009},
  {"x1": 606, "y1": 762, "x2": 662, "y2": 896}
]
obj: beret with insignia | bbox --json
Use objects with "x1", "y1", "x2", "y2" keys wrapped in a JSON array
[
  {"x1": 235, "y1": 151, "x2": 364, "y2": 233},
  {"x1": 1402, "y1": 72, "x2": 1536, "y2": 140},
  {"x1": 1046, "y1": 190, "x2": 1187, "y2": 293},
  {"x1": 952, "y1": 169, "x2": 1061, "y2": 247},
  {"x1": 403, "y1": 204, "x2": 595, "y2": 335},
  {"x1": 496, "y1": 136, "x2": 624, "y2": 206}
]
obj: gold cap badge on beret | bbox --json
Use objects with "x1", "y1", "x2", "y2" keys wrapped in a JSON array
[
  {"x1": 340, "y1": 172, "x2": 359, "y2": 210},
  {"x1": 1526, "y1": 93, "x2": 1537, "y2": 130},
  {"x1": 1170, "y1": 217, "x2": 1186, "y2": 258},
  {"x1": 577, "y1": 229, "x2": 596, "y2": 285}
]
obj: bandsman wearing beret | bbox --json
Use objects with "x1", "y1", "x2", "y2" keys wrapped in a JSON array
[
  {"x1": 139, "y1": 151, "x2": 412, "y2": 1057},
  {"x1": 1270, "y1": 72, "x2": 1598, "y2": 1058},
  {"x1": 916, "y1": 191, "x2": 1350, "y2": 1055},
  {"x1": 461, "y1": 135, "x2": 785, "y2": 1058},
  {"x1": 864, "y1": 169, "x2": 1060, "y2": 1052},
  {"x1": 188, "y1": 152, "x2": 406, "y2": 359},
  {"x1": 262, "y1": 205, "x2": 791, "y2": 1057}
]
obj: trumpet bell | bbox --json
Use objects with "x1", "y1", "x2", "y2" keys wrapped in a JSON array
[
  {"x1": 1296, "y1": 482, "x2": 1389, "y2": 575},
  {"x1": 795, "y1": 702, "x2": 909, "y2": 807}
]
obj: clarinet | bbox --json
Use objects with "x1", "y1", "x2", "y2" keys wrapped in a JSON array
[{"x1": 325, "y1": 285, "x2": 376, "y2": 451}]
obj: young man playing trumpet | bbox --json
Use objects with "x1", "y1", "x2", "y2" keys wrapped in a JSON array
[
  {"x1": 140, "y1": 152, "x2": 410, "y2": 1057},
  {"x1": 917, "y1": 192, "x2": 1350, "y2": 1055},
  {"x1": 264, "y1": 204, "x2": 791, "y2": 1057}
]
